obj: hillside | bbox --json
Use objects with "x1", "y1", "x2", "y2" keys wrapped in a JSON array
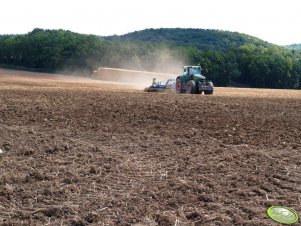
[
  {"x1": 1, "y1": 28, "x2": 301, "y2": 89},
  {"x1": 106, "y1": 28, "x2": 271, "y2": 52},
  {"x1": 106, "y1": 29, "x2": 301, "y2": 89}
]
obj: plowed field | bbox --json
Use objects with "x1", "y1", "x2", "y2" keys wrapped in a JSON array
[{"x1": 0, "y1": 69, "x2": 300, "y2": 226}]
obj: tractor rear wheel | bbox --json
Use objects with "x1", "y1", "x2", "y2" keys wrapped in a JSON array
[
  {"x1": 186, "y1": 80, "x2": 196, "y2": 94},
  {"x1": 176, "y1": 78, "x2": 182, "y2": 94}
]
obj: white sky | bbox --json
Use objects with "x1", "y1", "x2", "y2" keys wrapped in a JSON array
[{"x1": 1, "y1": 0, "x2": 300, "y2": 45}]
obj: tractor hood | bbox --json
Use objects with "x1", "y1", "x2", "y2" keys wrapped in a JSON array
[{"x1": 195, "y1": 74, "x2": 206, "y2": 80}]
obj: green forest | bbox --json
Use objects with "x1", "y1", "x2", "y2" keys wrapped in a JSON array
[{"x1": 0, "y1": 28, "x2": 301, "y2": 89}]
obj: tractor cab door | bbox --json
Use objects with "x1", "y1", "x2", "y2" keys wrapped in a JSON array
[
  {"x1": 187, "y1": 67, "x2": 195, "y2": 80},
  {"x1": 183, "y1": 67, "x2": 191, "y2": 79},
  {"x1": 183, "y1": 68, "x2": 188, "y2": 76}
]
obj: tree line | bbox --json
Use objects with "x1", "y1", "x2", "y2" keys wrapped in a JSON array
[
  {"x1": 0, "y1": 28, "x2": 301, "y2": 89},
  {"x1": 198, "y1": 45, "x2": 301, "y2": 88},
  {"x1": 0, "y1": 28, "x2": 108, "y2": 74}
]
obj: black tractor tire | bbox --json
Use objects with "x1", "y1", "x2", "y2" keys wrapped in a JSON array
[
  {"x1": 176, "y1": 78, "x2": 183, "y2": 94},
  {"x1": 204, "y1": 89, "x2": 213, "y2": 95},
  {"x1": 186, "y1": 80, "x2": 196, "y2": 94}
]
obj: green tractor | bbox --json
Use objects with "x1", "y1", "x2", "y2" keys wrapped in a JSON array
[{"x1": 176, "y1": 66, "x2": 214, "y2": 94}]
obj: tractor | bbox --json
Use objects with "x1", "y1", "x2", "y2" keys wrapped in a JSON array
[{"x1": 176, "y1": 66, "x2": 214, "y2": 94}]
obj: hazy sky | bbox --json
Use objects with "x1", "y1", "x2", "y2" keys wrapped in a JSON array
[{"x1": 1, "y1": 0, "x2": 300, "y2": 45}]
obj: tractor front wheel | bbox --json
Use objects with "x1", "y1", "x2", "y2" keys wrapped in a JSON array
[{"x1": 176, "y1": 78, "x2": 182, "y2": 94}]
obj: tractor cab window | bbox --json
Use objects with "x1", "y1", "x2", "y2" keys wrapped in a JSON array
[
  {"x1": 184, "y1": 68, "x2": 188, "y2": 75},
  {"x1": 190, "y1": 67, "x2": 201, "y2": 75}
]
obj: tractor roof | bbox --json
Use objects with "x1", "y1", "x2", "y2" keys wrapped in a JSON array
[{"x1": 184, "y1": 66, "x2": 202, "y2": 69}]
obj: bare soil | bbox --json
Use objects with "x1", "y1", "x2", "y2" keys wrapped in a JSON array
[{"x1": 0, "y1": 69, "x2": 300, "y2": 226}]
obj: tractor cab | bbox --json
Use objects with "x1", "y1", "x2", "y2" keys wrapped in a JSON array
[
  {"x1": 184, "y1": 66, "x2": 201, "y2": 76},
  {"x1": 183, "y1": 66, "x2": 206, "y2": 81}
]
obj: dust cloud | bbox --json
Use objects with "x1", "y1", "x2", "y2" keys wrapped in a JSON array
[
  {"x1": 0, "y1": 48, "x2": 186, "y2": 89},
  {"x1": 93, "y1": 48, "x2": 186, "y2": 87},
  {"x1": 92, "y1": 68, "x2": 174, "y2": 88}
]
